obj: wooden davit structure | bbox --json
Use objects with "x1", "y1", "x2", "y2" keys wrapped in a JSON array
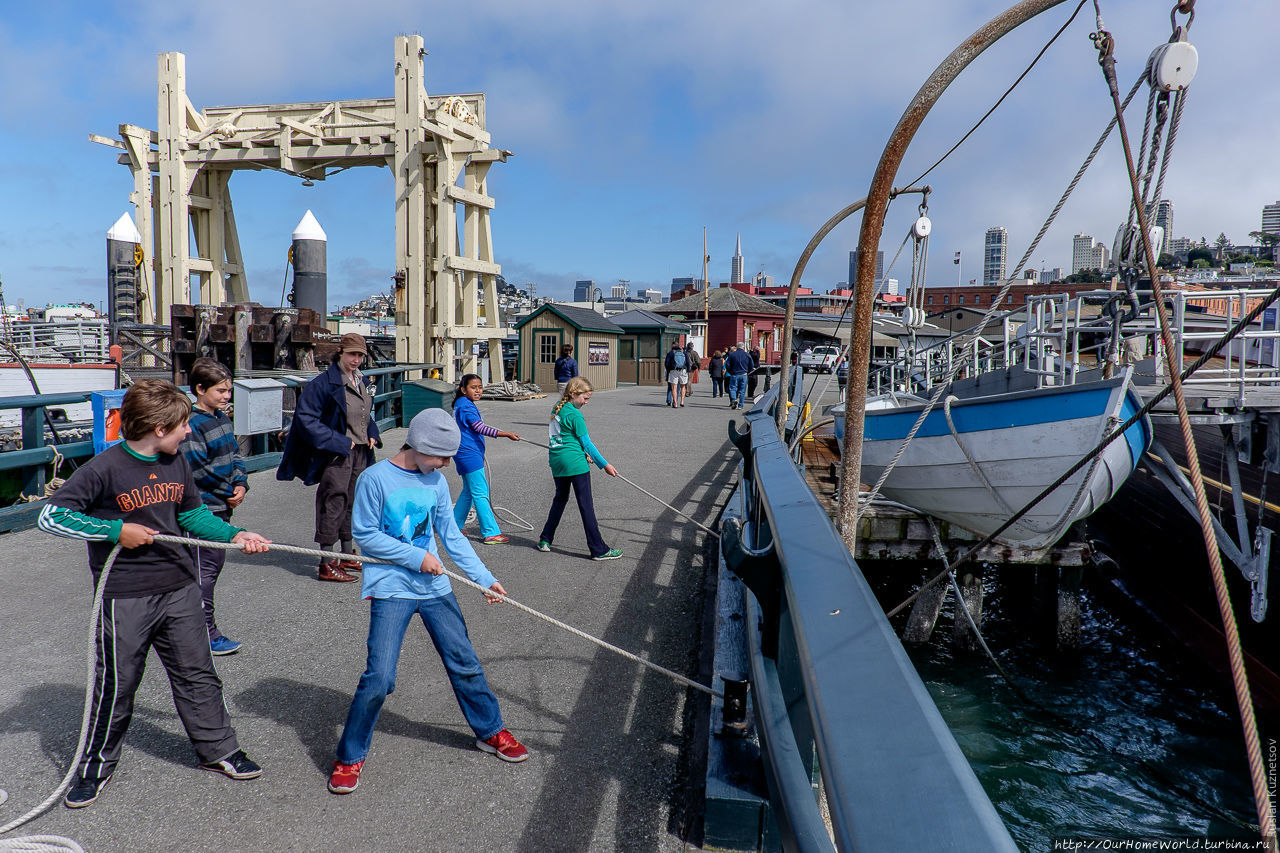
[{"x1": 93, "y1": 35, "x2": 509, "y2": 380}]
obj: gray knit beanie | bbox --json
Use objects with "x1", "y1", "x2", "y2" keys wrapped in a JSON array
[{"x1": 406, "y1": 408, "x2": 460, "y2": 456}]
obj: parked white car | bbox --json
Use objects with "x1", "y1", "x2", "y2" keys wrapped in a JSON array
[{"x1": 799, "y1": 345, "x2": 842, "y2": 373}]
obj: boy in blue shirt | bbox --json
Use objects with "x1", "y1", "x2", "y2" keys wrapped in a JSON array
[{"x1": 328, "y1": 408, "x2": 528, "y2": 794}]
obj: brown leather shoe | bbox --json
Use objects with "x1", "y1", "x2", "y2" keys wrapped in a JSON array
[
  {"x1": 338, "y1": 557, "x2": 363, "y2": 571},
  {"x1": 318, "y1": 560, "x2": 358, "y2": 583}
]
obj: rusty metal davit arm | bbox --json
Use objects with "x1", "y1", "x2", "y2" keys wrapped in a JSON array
[{"x1": 841, "y1": 0, "x2": 1072, "y2": 548}]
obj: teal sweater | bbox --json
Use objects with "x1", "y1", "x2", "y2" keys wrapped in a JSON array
[{"x1": 547, "y1": 402, "x2": 607, "y2": 478}]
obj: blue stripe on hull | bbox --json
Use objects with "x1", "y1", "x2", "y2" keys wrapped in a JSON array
[{"x1": 863, "y1": 386, "x2": 1114, "y2": 442}]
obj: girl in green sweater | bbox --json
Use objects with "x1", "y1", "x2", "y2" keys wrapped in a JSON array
[{"x1": 537, "y1": 378, "x2": 622, "y2": 560}]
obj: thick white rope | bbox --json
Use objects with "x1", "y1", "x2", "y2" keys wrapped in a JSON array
[
  {"x1": 149, "y1": 535, "x2": 722, "y2": 699},
  {"x1": 515, "y1": 437, "x2": 719, "y2": 538}
]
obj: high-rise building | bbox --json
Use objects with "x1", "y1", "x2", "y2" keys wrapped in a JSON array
[
  {"x1": 1090, "y1": 242, "x2": 1109, "y2": 271},
  {"x1": 983, "y1": 227, "x2": 1008, "y2": 286},
  {"x1": 671, "y1": 276, "x2": 706, "y2": 296},
  {"x1": 1152, "y1": 200, "x2": 1174, "y2": 257},
  {"x1": 731, "y1": 233, "x2": 745, "y2": 284},
  {"x1": 642, "y1": 288, "x2": 663, "y2": 303},
  {"x1": 1169, "y1": 236, "x2": 1192, "y2": 257},
  {"x1": 752, "y1": 270, "x2": 774, "y2": 289},
  {"x1": 850, "y1": 249, "x2": 885, "y2": 285},
  {"x1": 1072, "y1": 234, "x2": 1098, "y2": 274},
  {"x1": 611, "y1": 283, "x2": 628, "y2": 299},
  {"x1": 574, "y1": 280, "x2": 595, "y2": 301},
  {"x1": 1263, "y1": 201, "x2": 1280, "y2": 236}
]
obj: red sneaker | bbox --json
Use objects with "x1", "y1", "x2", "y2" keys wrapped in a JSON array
[
  {"x1": 476, "y1": 729, "x2": 528, "y2": 763},
  {"x1": 482, "y1": 535, "x2": 510, "y2": 544},
  {"x1": 328, "y1": 760, "x2": 364, "y2": 794}
]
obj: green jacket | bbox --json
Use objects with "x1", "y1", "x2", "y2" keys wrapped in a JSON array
[{"x1": 548, "y1": 402, "x2": 608, "y2": 478}]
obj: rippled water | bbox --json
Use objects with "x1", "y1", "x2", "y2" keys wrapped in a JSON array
[{"x1": 875, "y1": 569, "x2": 1265, "y2": 851}]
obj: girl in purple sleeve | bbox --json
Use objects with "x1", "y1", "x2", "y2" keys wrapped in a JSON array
[{"x1": 452, "y1": 374, "x2": 520, "y2": 544}]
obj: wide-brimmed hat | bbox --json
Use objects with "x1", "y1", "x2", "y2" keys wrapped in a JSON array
[{"x1": 339, "y1": 333, "x2": 368, "y2": 355}]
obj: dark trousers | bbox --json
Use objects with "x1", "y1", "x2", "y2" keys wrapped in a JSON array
[
  {"x1": 539, "y1": 473, "x2": 609, "y2": 557},
  {"x1": 747, "y1": 369, "x2": 759, "y2": 397},
  {"x1": 315, "y1": 448, "x2": 369, "y2": 545},
  {"x1": 709, "y1": 376, "x2": 724, "y2": 397},
  {"x1": 196, "y1": 508, "x2": 231, "y2": 639},
  {"x1": 79, "y1": 584, "x2": 239, "y2": 781}
]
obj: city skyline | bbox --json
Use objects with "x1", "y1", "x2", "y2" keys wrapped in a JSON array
[{"x1": 1, "y1": 2, "x2": 1275, "y2": 309}]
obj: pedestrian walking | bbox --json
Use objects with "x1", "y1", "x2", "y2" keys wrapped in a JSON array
[
  {"x1": 277, "y1": 332, "x2": 380, "y2": 583},
  {"x1": 708, "y1": 350, "x2": 725, "y2": 398},
  {"x1": 452, "y1": 373, "x2": 520, "y2": 544},
  {"x1": 328, "y1": 408, "x2": 528, "y2": 796},
  {"x1": 664, "y1": 341, "x2": 689, "y2": 408},
  {"x1": 179, "y1": 357, "x2": 249, "y2": 656},
  {"x1": 554, "y1": 344, "x2": 578, "y2": 393},
  {"x1": 725, "y1": 342, "x2": 753, "y2": 409},
  {"x1": 537, "y1": 377, "x2": 622, "y2": 560},
  {"x1": 684, "y1": 342, "x2": 701, "y2": 397},
  {"x1": 746, "y1": 346, "x2": 762, "y2": 399},
  {"x1": 38, "y1": 379, "x2": 271, "y2": 809}
]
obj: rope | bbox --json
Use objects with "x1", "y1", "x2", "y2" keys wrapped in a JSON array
[
  {"x1": 149, "y1": 535, "x2": 723, "y2": 700},
  {"x1": 885, "y1": 279, "x2": 1280, "y2": 619},
  {"x1": 853, "y1": 63, "x2": 1151, "y2": 528},
  {"x1": 1095, "y1": 11, "x2": 1276, "y2": 841},
  {"x1": 0, "y1": 540, "x2": 121, "y2": 851},
  {"x1": 902, "y1": 0, "x2": 1090, "y2": 189},
  {"x1": 515, "y1": 437, "x2": 719, "y2": 538},
  {"x1": 483, "y1": 455, "x2": 535, "y2": 532}
]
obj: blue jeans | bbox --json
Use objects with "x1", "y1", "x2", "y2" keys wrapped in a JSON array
[
  {"x1": 727, "y1": 374, "x2": 747, "y2": 406},
  {"x1": 335, "y1": 594, "x2": 503, "y2": 763},
  {"x1": 454, "y1": 467, "x2": 501, "y2": 537}
]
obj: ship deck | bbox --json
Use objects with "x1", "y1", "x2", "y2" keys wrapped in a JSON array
[{"x1": 0, "y1": 383, "x2": 738, "y2": 852}]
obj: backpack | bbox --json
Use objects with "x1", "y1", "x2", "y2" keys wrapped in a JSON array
[
  {"x1": 686, "y1": 349, "x2": 700, "y2": 370},
  {"x1": 670, "y1": 349, "x2": 687, "y2": 370}
]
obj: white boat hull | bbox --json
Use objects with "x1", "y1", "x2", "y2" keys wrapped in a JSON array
[
  {"x1": 0, "y1": 363, "x2": 119, "y2": 428},
  {"x1": 835, "y1": 371, "x2": 1150, "y2": 550}
]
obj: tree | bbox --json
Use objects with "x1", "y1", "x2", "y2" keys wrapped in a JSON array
[
  {"x1": 1214, "y1": 232, "x2": 1231, "y2": 261},
  {"x1": 1187, "y1": 247, "x2": 1215, "y2": 267},
  {"x1": 1064, "y1": 268, "x2": 1106, "y2": 284},
  {"x1": 1192, "y1": 259, "x2": 1211, "y2": 269},
  {"x1": 1157, "y1": 252, "x2": 1176, "y2": 268}
]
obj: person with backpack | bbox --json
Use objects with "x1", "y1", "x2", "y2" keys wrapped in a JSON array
[
  {"x1": 684, "y1": 342, "x2": 701, "y2": 398},
  {"x1": 708, "y1": 350, "x2": 726, "y2": 398},
  {"x1": 664, "y1": 341, "x2": 689, "y2": 408}
]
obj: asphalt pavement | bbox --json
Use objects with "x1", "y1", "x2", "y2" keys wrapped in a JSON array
[{"x1": 0, "y1": 382, "x2": 743, "y2": 853}]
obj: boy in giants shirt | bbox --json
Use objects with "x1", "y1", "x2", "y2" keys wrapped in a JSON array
[{"x1": 38, "y1": 379, "x2": 271, "y2": 809}]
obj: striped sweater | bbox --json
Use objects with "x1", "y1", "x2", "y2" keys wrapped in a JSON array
[{"x1": 180, "y1": 408, "x2": 248, "y2": 512}]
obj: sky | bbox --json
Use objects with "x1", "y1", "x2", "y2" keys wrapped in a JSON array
[{"x1": 0, "y1": 0, "x2": 1276, "y2": 311}]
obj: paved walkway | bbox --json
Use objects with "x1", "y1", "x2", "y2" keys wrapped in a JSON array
[{"x1": 0, "y1": 383, "x2": 742, "y2": 852}]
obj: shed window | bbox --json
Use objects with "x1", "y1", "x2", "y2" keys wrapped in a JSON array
[{"x1": 539, "y1": 334, "x2": 558, "y2": 363}]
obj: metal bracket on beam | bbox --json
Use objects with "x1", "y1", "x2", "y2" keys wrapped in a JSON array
[{"x1": 720, "y1": 517, "x2": 780, "y2": 658}]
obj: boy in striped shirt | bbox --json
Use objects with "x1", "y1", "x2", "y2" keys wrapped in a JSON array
[
  {"x1": 180, "y1": 357, "x2": 250, "y2": 655},
  {"x1": 38, "y1": 379, "x2": 270, "y2": 809}
]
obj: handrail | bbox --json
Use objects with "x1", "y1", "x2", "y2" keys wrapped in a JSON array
[
  {"x1": 723, "y1": 385, "x2": 1016, "y2": 852},
  {"x1": 0, "y1": 363, "x2": 437, "y2": 532}
]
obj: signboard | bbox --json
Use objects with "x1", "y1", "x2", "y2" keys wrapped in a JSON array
[{"x1": 588, "y1": 341, "x2": 610, "y2": 366}]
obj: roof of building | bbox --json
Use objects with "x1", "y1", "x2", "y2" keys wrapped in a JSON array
[
  {"x1": 608, "y1": 308, "x2": 690, "y2": 332},
  {"x1": 654, "y1": 287, "x2": 785, "y2": 316},
  {"x1": 513, "y1": 302, "x2": 624, "y2": 333}
]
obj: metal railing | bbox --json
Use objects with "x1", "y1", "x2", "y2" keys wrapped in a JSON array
[
  {"x1": 1017, "y1": 288, "x2": 1280, "y2": 405},
  {"x1": 2, "y1": 319, "x2": 110, "y2": 363},
  {"x1": 0, "y1": 363, "x2": 438, "y2": 532},
  {"x1": 719, "y1": 383, "x2": 1016, "y2": 852}
]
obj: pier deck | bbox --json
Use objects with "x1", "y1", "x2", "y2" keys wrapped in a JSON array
[{"x1": 0, "y1": 384, "x2": 737, "y2": 852}]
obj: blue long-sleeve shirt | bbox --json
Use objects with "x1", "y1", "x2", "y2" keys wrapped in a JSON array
[{"x1": 352, "y1": 458, "x2": 497, "y2": 600}]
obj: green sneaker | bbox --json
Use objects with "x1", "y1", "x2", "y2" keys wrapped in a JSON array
[
  {"x1": 536, "y1": 541, "x2": 551, "y2": 552},
  {"x1": 592, "y1": 548, "x2": 623, "y2": 561}
]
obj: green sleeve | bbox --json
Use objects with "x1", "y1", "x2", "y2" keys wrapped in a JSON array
[
  {"x1": 38, "y1": 505, "x2": 123, "y2": 543},
  {"x1": 177, "y1": 503, "x2": 244, "y2": 543}
]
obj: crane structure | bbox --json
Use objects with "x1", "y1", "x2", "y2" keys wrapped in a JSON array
[{"x1": 91, "y1": 35, "x2": 510, "y2": 379}]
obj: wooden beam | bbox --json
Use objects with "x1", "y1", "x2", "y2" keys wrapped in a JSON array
[{"x1": 447, "y1": 184, "x2": 495, "y2": 210}]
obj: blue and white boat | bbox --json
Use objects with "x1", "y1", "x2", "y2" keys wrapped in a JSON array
[{"x1": 834, "y1": 367, "x2": 1151, "y2": 550}]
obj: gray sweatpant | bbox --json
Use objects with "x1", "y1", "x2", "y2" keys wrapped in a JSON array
[{"x1": 78, "y1": 583, "x2": 239, "y2": 781}]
